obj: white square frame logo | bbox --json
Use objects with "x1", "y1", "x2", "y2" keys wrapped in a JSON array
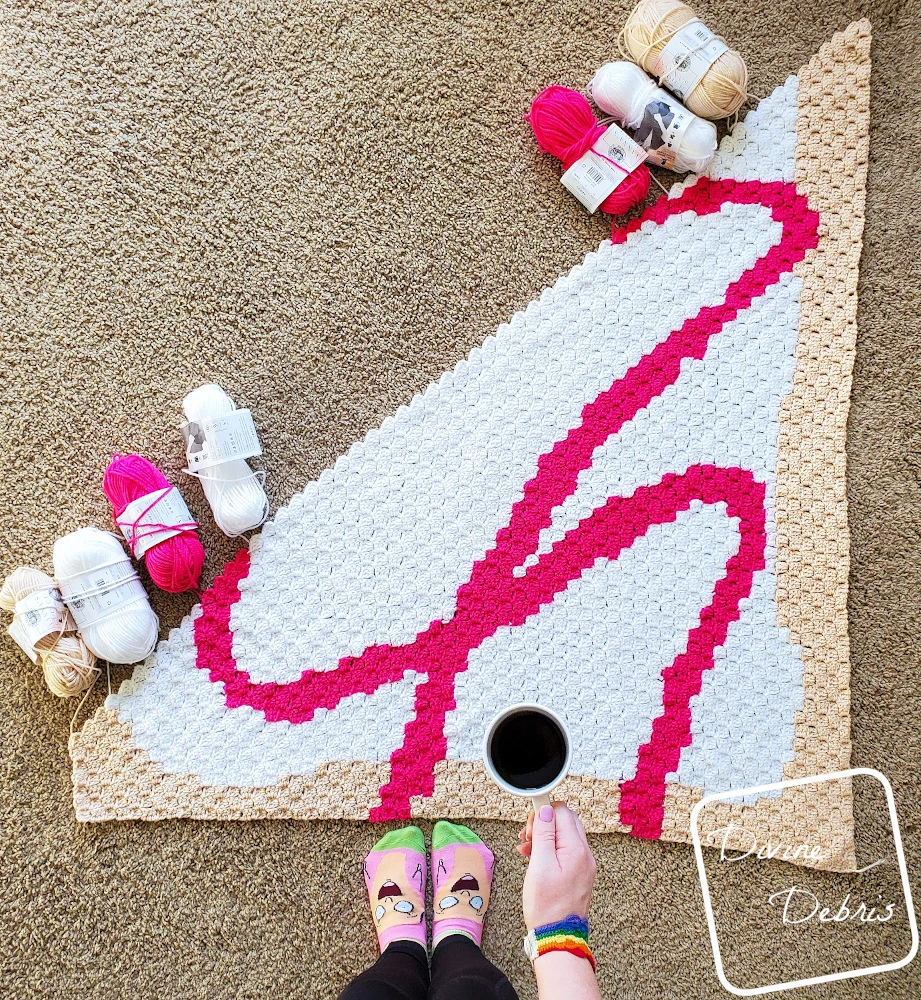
[{"x1": 690, "y1": 767, "x2": 918, "y2": 996}]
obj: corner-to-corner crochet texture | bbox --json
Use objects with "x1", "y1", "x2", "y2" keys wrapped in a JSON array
[{"x1": 70, "y1": 23, "x2": 871, "y2": 869}]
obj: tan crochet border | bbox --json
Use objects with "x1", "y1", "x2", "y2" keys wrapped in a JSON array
[{"x1": 70, "y1": 22, "x2": 871, "y2": 870}]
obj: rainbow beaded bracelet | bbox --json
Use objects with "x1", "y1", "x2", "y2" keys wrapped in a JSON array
[{"x1": 523, "y1": 914, "x2": 596, "y2": 971}]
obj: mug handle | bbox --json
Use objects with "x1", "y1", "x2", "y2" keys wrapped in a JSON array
[{"x1": 531, "y1": 791, "x2": 553, "y2": 814}]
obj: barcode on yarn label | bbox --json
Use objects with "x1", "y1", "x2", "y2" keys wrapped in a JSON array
[
  {"x1": 118, "y1": 488, "x2": 196, "y2": 558},
  {"x1": 14, "y1": 587, "x2": 71, "y2": 649},
  {"x1": 7, "y1": 619, "x2": 38, "y2": 662},
  {"x1": 586, "y1": 164, "x2": 606, "y2": 185},
  {"x1": 182, "y1": 408, "x2": 262, "y2": 472},
  {"x1": 59, "y1": 562, "x2": 148, "y2": 630},
  {"x1": 633, "y1": 92, "x2": 694, "y2": 169},
  {"x1": 654, "y1": 20, "x2": 728, "y2": 100},
  {"x1": 560, "y1": 124, "x2": 647, "y2": 214}
]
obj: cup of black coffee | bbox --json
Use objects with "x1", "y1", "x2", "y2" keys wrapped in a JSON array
[{"x1": 483, "y1": 703, "x2": 572, "y2": 812}]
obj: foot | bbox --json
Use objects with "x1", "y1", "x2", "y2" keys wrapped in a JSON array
[
  {"x1": 363, "y1": 826, "x2": 427, "y2": 952},
  {"x1": 431, "y1": 821, "x2": 494, "y2": 948}
]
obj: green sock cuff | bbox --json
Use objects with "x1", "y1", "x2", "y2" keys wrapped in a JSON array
[
  {"x1": 371, "y1": 825, "x2": 425, "y2": 854},
  {"x1": 432, "y1": 820, "x2": 483, "y2": 850},
  {"x1": 433, "y1": 927, "x2": 477, "y2": 947}
]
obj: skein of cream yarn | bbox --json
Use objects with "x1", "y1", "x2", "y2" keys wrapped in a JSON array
[
  {"x1": 0, "y1": 567, "x2": 99, "y2": 698},
  {"x1": 620, "y1": 0, "x2": 748, "y2": 119},
  {"x1": 53, "y1": 527, "x2": 159, "y2": 665},
  {"x1": 590, "y1": 61, "x2": 716, "y2": 173},
  {"x1": 182, "y1": 384, "x2": 269, "y2": 536}
]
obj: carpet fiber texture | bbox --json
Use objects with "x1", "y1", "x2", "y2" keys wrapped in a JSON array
[{"x1": 1, "y1": 1, "x2": 920, "y2": 998}]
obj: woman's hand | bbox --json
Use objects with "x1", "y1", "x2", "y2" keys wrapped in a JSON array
[{"x1": 519, "y1": 802, "x2": 597, "y2": 930}]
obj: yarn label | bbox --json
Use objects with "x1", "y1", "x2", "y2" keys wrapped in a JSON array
[
  {"x1": 560, "y1": 125, "x2": 647, "y2": 214},
  {"x1": 634, "y1": 94, "x2": 694, "y2": 170},
  {"x1": 14, "y1": 588, "x2": 71, "y2": 649},
  {"x1": 118, "y1": 488, "x2": 196, "y2": 558},
  {"x1": 654, "y1": 20, "x2": 728, "y2": 101},
  {"x1": 59, "y1": 563, "x2": 148, "y2": 630},
  {"x1": 182, "y1": 409, "x2": 262, "y2": 472},
  {"x1": 7, "y1": 619, "x2": 38, "y2": 662}
]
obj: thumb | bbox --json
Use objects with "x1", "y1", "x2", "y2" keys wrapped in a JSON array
[{"x1": 529, "y1": 803, "x2": 558, "y2": 864}]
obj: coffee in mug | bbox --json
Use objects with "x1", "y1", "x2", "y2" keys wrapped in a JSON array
[{"x1": 483, "y1": 703, "x2": 571, "y2": 811}]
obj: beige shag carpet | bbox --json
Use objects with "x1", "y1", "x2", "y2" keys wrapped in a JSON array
[{"x1": 1, "y1": 1, "x2": 919, "y2": 997}]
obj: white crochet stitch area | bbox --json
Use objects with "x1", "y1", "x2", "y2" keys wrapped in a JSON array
[{"x1": 109, "y1": 77, "x2": 806, "y2": 797}]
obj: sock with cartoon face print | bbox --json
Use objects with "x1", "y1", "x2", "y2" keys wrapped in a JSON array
[
  {"x1": 363, "y1": 826, "x2": 427, "y2": 952},
  {"x1": 431, "y1": 821, "x2": 494, "y2": 948}
]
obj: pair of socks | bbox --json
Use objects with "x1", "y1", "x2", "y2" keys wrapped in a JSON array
[{"x1": 363, "y1": 822, "x2": 494, "y2": 952}]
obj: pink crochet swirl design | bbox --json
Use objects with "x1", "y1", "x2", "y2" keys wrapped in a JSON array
[{"x1": 194, "y1": 178, "x2": 820, "y2": 837}]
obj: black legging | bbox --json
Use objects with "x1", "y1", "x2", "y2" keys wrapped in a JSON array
[{"x1": 339, "y1": 936, "x2": 520, "y2": 1000}]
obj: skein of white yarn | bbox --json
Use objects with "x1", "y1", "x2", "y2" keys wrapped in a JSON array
[
  {"x1": 53, "y1": 527, "x2": 159, "y2": 665},
  {"x1": 182, "y1": 384, "x2": 269, "y2": 536},
  {"x1": 590, "y1": 62, "x2": 716, "y2": 173}
]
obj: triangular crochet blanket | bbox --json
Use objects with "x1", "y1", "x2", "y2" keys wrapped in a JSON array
[{"x1": 71, "y1": 22, "x2": 871, "y2": 870}]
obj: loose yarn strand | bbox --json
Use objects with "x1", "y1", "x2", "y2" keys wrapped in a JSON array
[{"x1": 70, "y1": 680, "x2": 96, "y2": 733}]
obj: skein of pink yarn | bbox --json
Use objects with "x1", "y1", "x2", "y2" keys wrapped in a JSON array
[
  {"x1": 103, "y1": 454, "x2": 205, "y2": 593},
  {"x1": 527, "y1": 85, "x2": 651, "y2": 215}
]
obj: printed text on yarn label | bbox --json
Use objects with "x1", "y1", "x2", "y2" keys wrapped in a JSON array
[
  {"x1": 635, "y1": 95, "x2": 694, "y2": 170},
  {"x1": 561, "y1": 125, "x2": 646, "y2": 213},
  {"x1": 59, "y1": 563, "x2": 149, "y2": 631},
  {"x1": 182, "y1": 409, "x2": 262, "y2": 472},
  {"x1": 654, "y1": 21, "x2": 728, "y2": 101},
  {"x1": 14, "y1": 588, "x2": 70, "y2": 649},
  {"x1": 118, "y1": 488, "x2": 197, "y2": 558}
]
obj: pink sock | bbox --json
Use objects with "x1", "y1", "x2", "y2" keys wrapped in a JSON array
[
  {"x1": 431, "y1": 821, "x2": 494, "y2": 948},
  {"x1": 363, "y1": 827, "x2": 427, "y2": 952}
]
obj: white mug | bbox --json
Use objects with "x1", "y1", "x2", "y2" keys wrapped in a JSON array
[{"x1": 483, "y1": 703, "x2": 572, "y2": 813}]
